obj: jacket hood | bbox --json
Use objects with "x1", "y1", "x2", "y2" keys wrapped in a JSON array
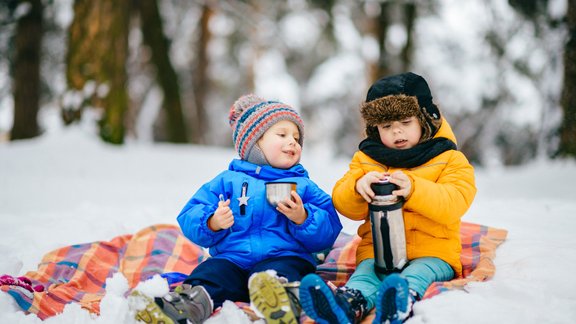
[{"x1": 434, "y1": 117, "x2": 457, "y2": 145}]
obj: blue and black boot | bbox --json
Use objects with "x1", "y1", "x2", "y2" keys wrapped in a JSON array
[
  {"x1": 373, "y1": 273, "x2": 416, "y2": 324},
  {"x1": 299, "y1": 273, "x2": 367, "y2": 324}
]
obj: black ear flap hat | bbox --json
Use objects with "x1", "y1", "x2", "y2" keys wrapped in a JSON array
[{"x1": 360, "y1": 72, "x2": 442, "y2": 142}]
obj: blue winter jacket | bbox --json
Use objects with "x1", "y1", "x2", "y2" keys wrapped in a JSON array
[{"x1": 177, "y1": 159, "x2": 342, "y2": 269}]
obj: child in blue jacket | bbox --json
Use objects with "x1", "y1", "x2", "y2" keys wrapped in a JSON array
[{"x1": 147, "y1": 94, "x2": 342, "y2": 324}]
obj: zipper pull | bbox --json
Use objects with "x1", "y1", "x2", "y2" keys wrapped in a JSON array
[{"x1": 237, "y1": 182, "x2": 249, "y2": 215}]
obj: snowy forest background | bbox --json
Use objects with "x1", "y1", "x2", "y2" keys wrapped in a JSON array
[{"x1": 1, "y1": 0, "x2": 575, "y2": 166}]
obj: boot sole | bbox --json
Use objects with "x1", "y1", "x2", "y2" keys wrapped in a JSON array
[
  {"x1": 249, "y1": 272, "x2": 297, "y2": 324},
  {"x1": 299, "y1": 274, "x2": 351, "y2": 324},
  {"x1": 374, "y1": 273, "x2": 410, "y2": 324},
  {"x1": 130, "y1": 290, "x2": 175, "y2": 324}
]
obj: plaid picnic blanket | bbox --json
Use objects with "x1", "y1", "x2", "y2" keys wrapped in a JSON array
[
  {"x1": 315, "y1": 222, "x2": 508, "y2": 299},
  {"x1": 305, "y1": 222, "x2": 508, "y2": 323},
  {"x1": 0, "y1": 224, "x2": 207, "y2": 320},
  {"x1": 1, "y1": 222, "x2": 506, "y2": 321}
]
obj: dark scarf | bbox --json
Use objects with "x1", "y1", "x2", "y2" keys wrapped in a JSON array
[{"x1": 359, "y1": 137, "x2": 457, "y2": 168}]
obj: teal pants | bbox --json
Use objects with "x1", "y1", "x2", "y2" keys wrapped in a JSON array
[{"x1": 346, "y1": 257, "x2": 454, "y2": 310}]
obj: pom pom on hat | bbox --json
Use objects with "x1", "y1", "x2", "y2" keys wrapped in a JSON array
[
  {"x1": 361, "y1": 72, "x2": 442, "y2": 142},
  {"x1": 229, "y1": 94, "x2": 304, "y2": 163}
]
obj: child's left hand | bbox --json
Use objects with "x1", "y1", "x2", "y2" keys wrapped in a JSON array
[
  {"x1": 388, "y1": 171, "x2": 412, "y2": 199},
  {"x1": 276, "y1": 191, "x2": 308, "y2": 225}
]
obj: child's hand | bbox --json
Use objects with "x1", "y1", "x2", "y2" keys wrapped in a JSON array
[
  {"x1": 209, "y1": 199, "x2": 234, "y2": 231},
  {"x1": 276, "y1": 191, "x2": 307, "y2": 225},
  {"x1": 355, "y1": 171, "x2": 387, "y2": 203},
  {"x1": 388, "y1": 171, "x2": 412, "y2": 199}
]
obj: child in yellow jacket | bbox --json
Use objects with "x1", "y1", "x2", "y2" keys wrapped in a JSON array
[{"x1": 300, "y1": 72, "x2": 477, "y2": 324}]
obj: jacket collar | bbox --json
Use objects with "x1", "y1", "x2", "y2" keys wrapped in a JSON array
[{"x1": 228, "y1": 159, "x2": 309, "y2": 180}]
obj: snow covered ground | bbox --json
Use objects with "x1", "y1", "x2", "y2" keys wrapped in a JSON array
[{"x1": 1, "y1": 128, "x2": 576, "y2": 323}]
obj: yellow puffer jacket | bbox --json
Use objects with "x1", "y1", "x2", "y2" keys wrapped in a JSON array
[{"x1": 332, "y1": 118, "x2": 476, "y2": 276}]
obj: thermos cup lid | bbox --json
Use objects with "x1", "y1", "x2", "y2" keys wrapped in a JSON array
[{"x1": 370, "y1": 181, "x2": 398, "y2": 196}]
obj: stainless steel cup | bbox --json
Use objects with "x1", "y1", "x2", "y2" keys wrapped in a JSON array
[{"x1": 265, "y1": 182, "x2": 297, "y2": 207}]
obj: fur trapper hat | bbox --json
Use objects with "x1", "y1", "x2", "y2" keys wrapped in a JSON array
[
  {"x1": 361, "y1": 72, "x2": 442, "y2": 142},
  {"x1": 229, "y1": 94, "x2": 304, "y2": 164}
]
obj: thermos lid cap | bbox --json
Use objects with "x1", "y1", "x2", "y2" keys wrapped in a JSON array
[{"x1": 370, "y1": 181, "x2": 398, "y2": 196}]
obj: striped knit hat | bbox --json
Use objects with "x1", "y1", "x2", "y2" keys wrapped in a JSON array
[{"x1": 229, "y1": 94, "x2": 304, "y2": 164}]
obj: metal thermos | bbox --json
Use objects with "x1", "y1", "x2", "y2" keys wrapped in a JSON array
[{"x1": 370, "y1": 180, "x2": 407, "y2": 273}]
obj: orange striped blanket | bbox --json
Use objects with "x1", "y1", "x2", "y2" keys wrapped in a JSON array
[
  {"x1": 315, "y1": 222, "x2": 508, "y2": 298},
  {"x1": 0, "y1": 224, "x2": 207, "y2": 320},
  {"x1": 0, "y1": 222, "x2": 507, "y2": 320}
]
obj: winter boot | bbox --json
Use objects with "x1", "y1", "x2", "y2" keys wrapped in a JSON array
[
  {"x1": 248, "y1": 271, "x2": 298, "y2": 324},
  {"x1": 373, "y1": 273, "x2": 415, "y2": 324},
  {"x1": 134, "y1": 284, "x2": 213, "y2": 324},
  {"x1": 131, "y1": 290, "x2": 175, "y2": 324},
  {"x1": 299, "y1": 273, "x2": 367, "y2": 324},
  {"x1": 282, "y1": 280, "x2": 302, "y2": 318},
  {"x1": 273, "y1": 275, "x2": 303, "y2": 318}
]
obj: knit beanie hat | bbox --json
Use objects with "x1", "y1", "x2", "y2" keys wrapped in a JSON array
[
  {"x1": 360, "y1": 72, "x2": 442, "y2": 142},
  {"x1": 229, "y1": 94, "x2": 304, "y2": 165}
]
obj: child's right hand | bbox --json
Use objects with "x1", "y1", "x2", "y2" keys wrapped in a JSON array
[
  {"x1": 355, "y1": 171, "x2": 387, "y2": 203},
  {"x1": 209, "y1": 199, "x2": 234, "y2": 231}
]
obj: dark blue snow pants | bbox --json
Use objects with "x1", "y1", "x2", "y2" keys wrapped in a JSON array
[{"x1": 183, "y1": 256, "x2": 315, "y2": 308}]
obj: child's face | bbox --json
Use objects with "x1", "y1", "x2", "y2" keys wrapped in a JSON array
[
  {"x1": 377, "y1": 116, "x2": 422, "y2": 149},
  {"x1": 257, "y1": 120, "x2": 302, "y2": 169}
]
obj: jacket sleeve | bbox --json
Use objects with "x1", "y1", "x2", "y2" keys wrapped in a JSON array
[
  {"x1": 404, "y1": 151, "x2": 477, "y2": 225},
  {"x1": 288, "y1": 181, "x2": 342, "y2": 252},
  {"x1": 176, "y1": 175, "x2": 229, "y2": 248},
  {"x1": 332, "y1": 153, "x2": 370, "y2": 220}
]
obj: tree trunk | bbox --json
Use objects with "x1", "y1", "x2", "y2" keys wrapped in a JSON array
[
  {"x1": 138, "y1": 0, "x2": 188, "y2": 143},
  {"x1": 189, "y1": 3, "x2": 212, "y2": 144},
  {"x1": 65, "y1": 0, "x2": 130, "y2": 144},
  {"x1": 401, "y1": 3, "x2": 416, "y2": 72},
  {"x1": 558, "y1": 1, "x2": 576, "y2": 157},
  {"x1": 368, "y1": 2, "x2": 391, "y2": 83},
  {"x1": 101, "y1": 0, "x2": 130, "y2": 144},
  {"x1": 246, "y1": 0, "x2": 261, "y2": 94},
  {"x1": 63, "y1": 0, "x2": 92, "y2": 125},
  {"x1": 10, "y1": 0, "x2": 43, "y2": 140}
]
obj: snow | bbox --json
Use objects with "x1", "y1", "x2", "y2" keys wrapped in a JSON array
[
  {"x1": 1, "y1": 128, "x2": 576, "y2": 323},
  {"x1": 1, "y1": 0, "x2": 573, "y2": 321}
]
